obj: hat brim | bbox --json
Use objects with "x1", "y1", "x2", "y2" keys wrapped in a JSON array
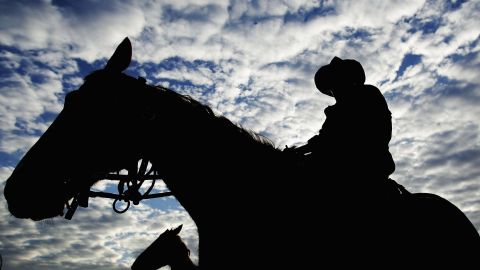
[
  {"x1": 319, "y1": 88, "x2": 334, "y2": 97},
  {"x1": 314, "y1": 65, "x2": 334, "y2": 97}
]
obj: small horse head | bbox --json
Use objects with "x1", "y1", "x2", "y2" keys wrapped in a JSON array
[
  {"x1": 4, "y1": 38, "x2": 159, "y2": 220},
  {"x1": 132, "y1": 225, "x2": 193, "y2": 270}
]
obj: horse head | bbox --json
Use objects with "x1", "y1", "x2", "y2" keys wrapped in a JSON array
[
  {"x1": 4, "y1": 38, "x2": 163, "y2": 220},
  {"x1": 132, "y1": 224, "x2": 195, "y2": 270}
]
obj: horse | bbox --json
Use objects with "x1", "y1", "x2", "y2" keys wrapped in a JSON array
[
  {"x1": 132, "y1": 225, "x2": 198, "y2": 270},
  {"x1": 4, "y1": 37, "x2": 480, "y2": 268}
]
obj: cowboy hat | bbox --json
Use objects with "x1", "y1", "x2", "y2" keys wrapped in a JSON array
[{"x1": 314, "y1": 56, "x2": 365, "y2": 96}]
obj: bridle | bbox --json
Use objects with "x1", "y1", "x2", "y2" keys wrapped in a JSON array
[
  {"x1": 64, "y1": 158, "x2": 172, "y2": 219},
  {"x1": 63, "y1": 76, "x2": 174, "y2": 220}
]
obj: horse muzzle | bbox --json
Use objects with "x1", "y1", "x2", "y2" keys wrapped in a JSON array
[{"x1": 4, "y1": 172, "x2": 66, "y2": 220}]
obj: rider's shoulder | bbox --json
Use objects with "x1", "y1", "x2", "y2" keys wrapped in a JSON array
[
  {"x1": 361, "y1": 84, "x2": 382, "y2": 96},
  {"x1": 360, "y1": 85, "x2": 388, "y2": 107}
]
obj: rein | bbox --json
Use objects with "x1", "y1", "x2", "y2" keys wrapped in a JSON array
[{"x1": 64, "y1": 159, "x2": 172, "y2": 219}]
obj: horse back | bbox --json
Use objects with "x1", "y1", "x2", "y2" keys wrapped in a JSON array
[
  {"x1": 409, "y1": 193, "x2": 479, "y2": 239},
  {"x1": 398, "y1": 192, "x2": 480, "y2": 264}
]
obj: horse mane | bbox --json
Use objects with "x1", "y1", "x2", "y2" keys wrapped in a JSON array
[
  {"x1": 153, "y1": 85, "x2": 277, "y2": 149},
  {"x1": 83, "y1": 70, "x2": 276, "y2": 150}
]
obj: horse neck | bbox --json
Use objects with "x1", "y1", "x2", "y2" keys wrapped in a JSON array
[
  {"x1": 170, "y1": 256, "x2": 197, "y2": 270},
  {"x1": 150, "y1": 116, "x2": 281, "y2": 179},
  {"x1": 147, "y1": 90, "x2": 278, "y2": 171},
  {"x1": 144, "y1": 90, "x2": 283, "y2": 222}
]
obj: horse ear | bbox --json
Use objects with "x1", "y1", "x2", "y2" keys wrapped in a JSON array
[
  {"x1": 104, "y1": 37, "x2": 132, "y2": 73},
  {"x1": 172, "y1": 224, "x2": 183, "y2": 235}
]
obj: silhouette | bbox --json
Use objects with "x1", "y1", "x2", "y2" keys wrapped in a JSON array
[
  {"x1": 3, "y1": 37, "x2": 480, "y2": 268},
  {"x1": 285, "y1": 56, "x2": 399, "y2": 245},
  {"x1": 131, "y1": 225, "x2": 198, "y2": 270},
  {"x1": 289, "y1": 56, "x2": 394, "y2": 185}
]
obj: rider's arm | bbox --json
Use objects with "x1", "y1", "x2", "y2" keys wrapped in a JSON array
[{"x1": 292, "y1": 134, "x2": 321, "y2": 155}]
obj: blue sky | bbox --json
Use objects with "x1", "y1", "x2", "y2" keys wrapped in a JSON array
[{"x1": 1, "y1": 0, "x2": 479, "y2": 269}]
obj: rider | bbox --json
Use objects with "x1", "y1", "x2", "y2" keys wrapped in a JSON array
[{"x1": 289, "y1": 56, "x2": 395, "y2": 197}]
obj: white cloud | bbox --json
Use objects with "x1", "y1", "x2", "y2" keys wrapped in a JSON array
[
  {"x1": 1, "y1": 1, "x2": 480, "y2": 269},
  {"x1": 0, "y1": 49, "x2": 76, "y2": 154},
  {"x1": 0, "y1": 0, "x2": 146, "y2": 62},
  {"x1": 0, "y1": 170, "x2": 198, "y2": 269}
]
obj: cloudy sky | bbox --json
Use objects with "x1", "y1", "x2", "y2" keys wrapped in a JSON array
[{"x1": 1, "y1": 0, "x2": 479, "y2": 269}]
